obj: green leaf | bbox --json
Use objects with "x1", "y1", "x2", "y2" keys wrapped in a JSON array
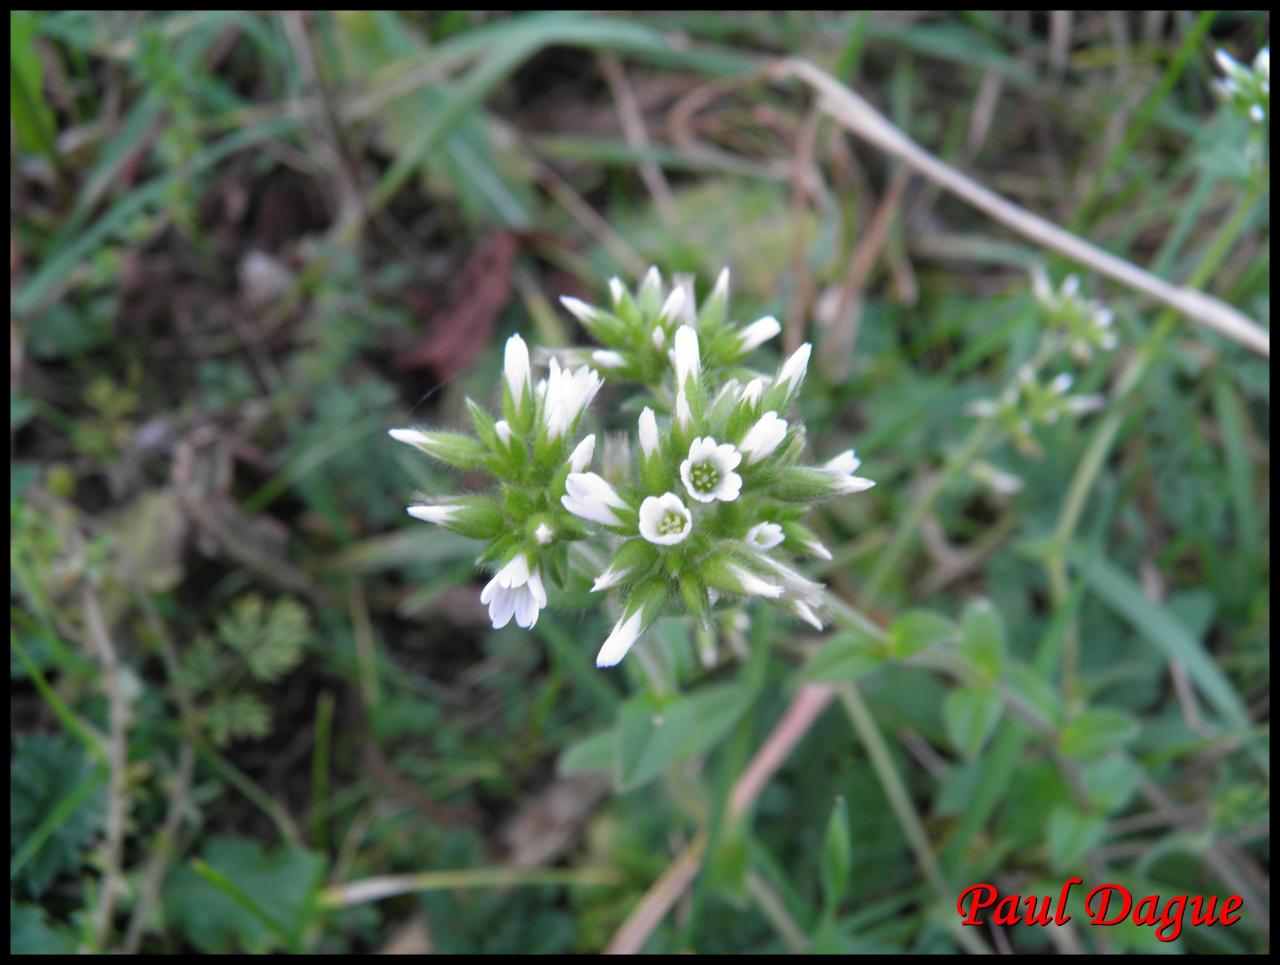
[
  {"x1": 942, "y1": 686, "x2": 1004, "y2": 760},
  {"x1": 888, "y1": 610, "x2": 959, "y2": 659},
  {"x1": 801, "y1": 630, "x2": 885, "y2": 683},
  {"x1": 616, "y1": 693, "x2": 689, "y2": 792},
  {"x1": 1082, "y1": 754, "x2": 1143, "y2": 815},
  {"x1": 1046, "y1": 805, "x2": 1105, "y2": 871},
  {"x1": 1084, "y1": 559, "x2": 1250, "y2": 732},
  {"x1": 1059, "y1": 707, "x2": 1141, "y2": 759},
  {"x1": 614, "y1": 683, "x2": 752, "y2": 792},
  {"x1": 819, "y1": 797, "x2": 851, "y2": 910},
  {"x1": 557, "y1": 729, "x2": 614, "y2": 775},
  {"x1": 164, "y1": 838, "x2": 325, "y2": 954},
  {"x1": 10, "y1": 734, "x2": 103, "y2": 898},
  {"x1": 675, "y1": 682, "x2": 754, "y2": 760},
  {"x1": 1006, "y1": 661, "x2": 1062, "y2": 727},
  {"x1": 957, "y1": 598, "x2": 1006, "y2": 679},
  {"x1": 10, "y1": 11, "x2": 57, "y2": 156},
  {"x1": 10, "y1": 903, "x2": 78, "y2": 954}
]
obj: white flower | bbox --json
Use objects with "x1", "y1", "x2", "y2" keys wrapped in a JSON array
[
  {"x1": 591, "y1": 564, "x2": 628, "y2": 593},
  {"x1": 736, "y1": 316, "x2": 781, "y2": 354},
  {"x1": 638, "y1": 407, "x2": 659, "y2": 458},
  {"x1": 966, "y1": 399, "x2": 998, "y2": 418},
  {"x1": 779, "y1": 342, "x2": 812, "y2": 391},
  {"x1": 824, "y1": 449, "x2": 861, "y2": 476},
  {"x1": 725, "y1": 564, "x2": 783, "y2": 599},
  {"x1": 651, "y1": 326, "x2": 666, "y2": 349},
  {"x1": 680, "y1": 437, "x2": 743, "y2": 503},
  {"x1": 638, "y1": 492, "x2": 693, "y2": 546},
  {"x1": 608, "y1": 277, "x2": 627, "y2": 306},
  {"x1": 711, "y1": 267, "x2": 730, "y2": 305},
  {"x1": 1063, "y1": 394, "x2": 1105, "y2": 414},
  {"x1": 1049, "y1": 373, "x2": 1073, "y2": 395},
  {"x1": 675, "y1": 388, "x2": 693, "y2": 431},
  {"x1": 745, "y1": 522, "x2": 785, "y2": 549},
  {"x1": 559, "y1": 296, "x2": 597, "y2": 324},
  {"x1": 591, "y1": 350, "x2": 627, "y2": 370},
  {"x1": 562, "y1": 472, "x2": 630, "y2": 526},
  {"x1": 596, "y1": 609, "x2": 645, "y2": 668},
  {"x1": 504, "y1": 335, "x2": 531, "y2": 410},
  {"x1": 824, "y1": 448, "x2": 875, "y2": 494},
  {"x1": 535, "y1": 522, "x2": 555, "y2": 544},
  {"x1": 659, "y1": 286, "x2": 687, "y2": 323},
  {"x1": 972, "y1": 461, "x2": 1024, "y2": 496},
  {"x1": 479, "y1": 554, "x2": 547, "y2": 629},
  {"x1": 542, "y1": 357, "x2": 603, "y2": 440},
  {"x1": 672, "y1": 325, "x2": 700, "y2": 390},
  {"x1": 802, "y1": 537, "x2": 833, "y2": 561},
  {"x1": 568, "y1": 434, "x2": 596, "y2": 472},
  {"x1": 739, "y1": 411, "x2": 787, "y2": 465},
  {"x1": 494, "y1": 419, "x2": 513, "y2": 444},
  {"x1": 407, "y1": 504, "x2": 456, "y2": 525},
  {"x1": 794, "y1": 602, "x2": 824, "y2": 631},
  {"x1": 738, "y1": 379, "x2": 764, "y2": 409}
]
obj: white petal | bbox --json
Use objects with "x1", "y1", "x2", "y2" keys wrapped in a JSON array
[
  {"x1": 569, "y1": 434, "x2": 596, "y2": 472},
  {"x1": 407, "y1": 504, "x2": 456, "y2": 525},
  {"x1": 638, "y1": 407, "x2": 659, "y2": 458},
  {"x1": 596, "y1": 610, "x2": 645, "y2": 667},
  {"x1": 504, "y1": 335, "x2": 530, "y2": 408},
  {"x1": 736, "y1": 316, "x2": 781, "y2": 353}
]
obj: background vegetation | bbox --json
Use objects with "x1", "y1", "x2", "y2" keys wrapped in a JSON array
[{"x1": 10, "y1": 10, "x2": 1269, "y2": 954}]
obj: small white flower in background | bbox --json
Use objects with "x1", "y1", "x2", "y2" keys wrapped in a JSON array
[
  {"x1": 494, "y1": 419, "x2": 513, "y2": 444},
  {"x1": 793, "y1": 601, "x2": 824, "y2": 631},
  {"x1": 738, "y1": 379, "x2": 764, "y2": 409},
  {"x1": 534, "y1": 523, "x2": 555, "y2": 545},
  {"x1": 823, "y1": 449, "x2": 875, "y2": 494},
  {"x1": 542, "y1": 357, "x2": 603, "y2": 440},
  {"x1": 480, "y1": 553, "x2": 547, "y2": 629},
  {"x1": 1030, "y1": 265, "x2": 1117, "y2": 363},
  {"x1": 735, "y1": 316, "x2": 782, "y2": 355},
  {"x1": 1213, "y1": 46, "x2": 1270, "y2": 124},
  {"x1": 671, "y1": 325, "x2": 700, "y2": 391},
  {"x1": 680, "y1": 437, "x2": 743, "y2": 503},
  {"x1": 568, "y1": 434, "x2": 596, "y2": 472},
  {"x1": 675, "y1": 389, "x2": 693, "y2": 431},
  {"x1": 592, "y1": 350, "x2": 627, "y2": 370},
  {"x1": 637, "y1": 407, "x2": 659, "y2": 458},
  {"x1": 562, "y1": 472, "x2": 630, "y2": 527},
  {"x1": 591, "y1": 564, "x2": 628, "y2": 593},
  {"x1": 659, "y1": 286, "x2": 687, "y2": 325},
  {"x1": 970, "y1": 460, "x2": 1024, "y2": 497},
  {"x1": 722, "y1": 564, "x2": 783, "y2": 599},
  {"x1": 745, "y1": 521, "x2": 785, "y2": 550},
  {"x1": 776, "y1": 343, "x2": 812, "y2": 396},
  {"x1": 739, "y1": 412, "x2": 788, "y2": 465},
  {"x1": 504, "y1": 334, "x2": 531, "y2": 410},
  {"x1": 638, "y1": 492, "x2": 693, "y2": 546}
]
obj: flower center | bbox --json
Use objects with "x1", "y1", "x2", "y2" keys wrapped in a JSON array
[
  {"x1": 657, "y1": 511, "x2": 685, "y2": 536},
  {"x1": 688, "y1": 459, "x2": 721, "y2": 494}
]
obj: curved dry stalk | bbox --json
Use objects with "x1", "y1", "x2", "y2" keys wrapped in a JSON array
[{"x1": 771, "y1": 58, "x2": 1270, "y2": 358}]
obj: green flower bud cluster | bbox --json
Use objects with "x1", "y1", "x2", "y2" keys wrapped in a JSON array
[
  {"x1": 1031, "y1": 266, "x2": 1117, "y2": 364},
  {"x1": 393, "y1": 267, "x2": 876, "y2": 669},
  {"x1": 966, "y1": 366, "x2": 1103, "y2": 457}
]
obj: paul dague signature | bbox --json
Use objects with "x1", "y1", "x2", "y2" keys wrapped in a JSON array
[{"x1": 957, "y1": 878, "x2": 1244, "y2": 943}]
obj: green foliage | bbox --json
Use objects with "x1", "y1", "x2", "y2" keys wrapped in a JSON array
[
  {"x1": 10, "y1": 734, "x2": 103, "y2": 898},
  {"x1": 176, "y1": 594, "x2": 311, "y2": 748},
  {"x1": 7, "y1": 9, "x2": 1270, "y2": 957},
  {"x1": 164, "y1": 838, "x2": 325, "y2": 953}
]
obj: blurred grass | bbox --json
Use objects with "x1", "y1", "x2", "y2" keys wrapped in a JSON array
[{"x1": 10, "y1": 10, "x2": 1270, "y2": 956}]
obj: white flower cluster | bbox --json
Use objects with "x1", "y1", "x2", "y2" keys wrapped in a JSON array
[
  {"x1": 392, "y1": 267, "x2": 876, "y2": 671},
  {"x1": 1031, "y1": 266, "x2": 1117, "y2": 364},
  {"x1": 1213, "y1": 46, "x2": 1270, "y2": 124},
  {"x1": 966, "y1": 365, "x2": 1103, "y2": 456}
]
